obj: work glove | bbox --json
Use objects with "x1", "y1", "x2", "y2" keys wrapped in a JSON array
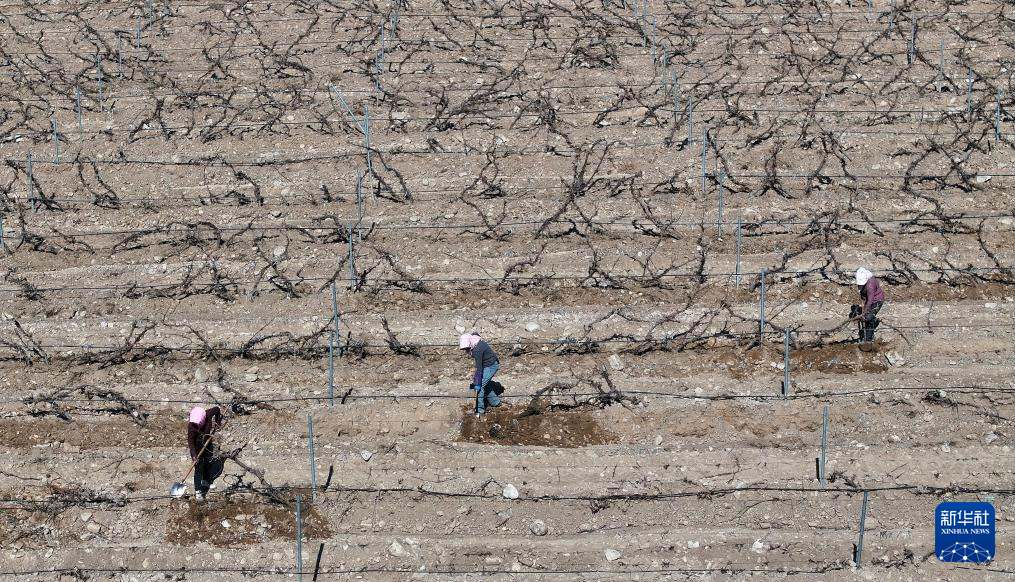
[{"x1": 472, "y1": 385, "x2": 481, "y2": 391}]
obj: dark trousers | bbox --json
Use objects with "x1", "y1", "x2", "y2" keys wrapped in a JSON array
[
  {"x1": 862, "y1": 301, "x2": 883, "y2": 342},
  {"x1": 194, "y1": 443, "x2": 216, "y2": 494}
]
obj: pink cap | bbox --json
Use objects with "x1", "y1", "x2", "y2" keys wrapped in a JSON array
[{"x1": 189, "y1": 406, "x2": 206, "y2": 424}]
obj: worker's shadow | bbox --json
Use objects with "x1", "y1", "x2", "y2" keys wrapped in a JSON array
[
  {"x1": 208, "y1": 454, "x2": 226, "y2": 485},
  {"x1": 487, "y1": 380, "x2": 506, "y2": 400}
]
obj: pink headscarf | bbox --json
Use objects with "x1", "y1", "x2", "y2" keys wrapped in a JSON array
[
  {"x1": 459, "y1": 333, "x2": 481, "y2": 350},
  {"x1": 189, "y1": 406, "x2": 206, "y2": 425}
]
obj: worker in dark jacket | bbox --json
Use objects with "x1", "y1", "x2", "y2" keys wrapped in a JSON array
[
  {"x1": 854, "y1": 268, "x2": 885, "y2": 342},
  {"x1": 460, "y1": 333, "x2": 501, "y2": 417},
  {"x1": 187, "y1": 406, "x2": 222, "y2": 501}
]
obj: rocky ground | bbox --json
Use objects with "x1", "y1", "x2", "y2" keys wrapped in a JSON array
[{"x1": 0, "y1": 0, "x2": 1013, "y2": 580}]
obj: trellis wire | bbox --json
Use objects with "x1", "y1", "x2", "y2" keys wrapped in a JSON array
[{"x1": 328, "y1": 84, "x2": 362, "y2": 131}]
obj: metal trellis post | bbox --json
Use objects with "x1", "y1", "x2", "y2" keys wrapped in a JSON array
[
  {"x1": 967, "y1": 67, "x2": 973, "y2": 118},
  {"x1": 782, "y1": 328, "x2": 790, "y2": 398},
  {"x1": 820, "y1": 405, "x2": 829, "y2": 488},
  {"x1": 51, "y1": 119, "x2": 59, "y2": 164},
  {"x1": 27, "y1": 152, "x2": 34, "y2": 211},
  {"x1": 96, "y1": 53, "x2": 103, "y2": 109},
  {"x1": 717, "y1": 170, "x2": 725, "y2": 236},
  {"x1": 356, "y1": 173, "x2": 364, "y2": 241},
  {"x1": 735, "y1": 216, "x2": 742, "y2": 289},
  {"x1": 855, "y1": 491, "x2": 869, "y2": 567},
  {"x1": 331, "y1": 281, "x2": 340, "y2": 347},
  {"x1": 364, "y1": 106, "x2": 372, "y2": 175},
  {"x1": 328, "y1": 332, "x2": 335, "y2": 406},
  {"x1": 907, "y1": 17, "x2": 916, "y2": 65},
  {"x1": 671, "y1": 71, "x2": 679, "y2": 127},
  {"x1": 348, "y1": 226, "x2": 356, "y2": 290},
  {"x1": 136, "y1": 16, "x2": 142, "y2": 57},
  {"x1": 307, "y1": 415, "x2": 316, "y2": 502},
  {"x1": 758, "y1": 269, "x2": 766, "y2": 341},
  {"x1": 75, "y1": 85, "x2": 83, "y2": 131},
  {"x1": 687, "y1": 94, "x2": 694, "y2": 144},
  {"x1": 651, "y1": 17, "x2": 657, "y2": 64},
  {"x1": 295, "y1": 495, "x2": 304, "y2": 581},
  {"x1": 700, "y1": 128, "x2": 708, "y2": 193},
  {"x1": 937, "y1": 40, "x2": 944, "y2": 91},
  {"x1": 997, "y1": 91, "x2": 1004, "y2": 142}
]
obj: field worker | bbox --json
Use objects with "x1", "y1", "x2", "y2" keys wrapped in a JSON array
[
  {"x1": 187, "y1": 406, "x2": 222, "y2": 501},
  {"x1": 460, "y1": 333, "x2": 501, "y2": 417},
  {"x1": 854, "y1": 267, "x2": 885, "y2": 343}
]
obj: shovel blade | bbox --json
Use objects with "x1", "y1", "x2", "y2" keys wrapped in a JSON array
[{"x1": 170, "y1": 482, "x2": 187, "y2": 498}]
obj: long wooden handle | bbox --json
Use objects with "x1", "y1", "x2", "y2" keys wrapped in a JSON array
[{"x1": 181, "y1": 429, "x2": 216, "y2": 480}]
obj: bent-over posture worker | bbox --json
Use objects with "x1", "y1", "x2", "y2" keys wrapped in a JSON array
[
  {"x1": 460, "y1": 333, "x2": 501, "y2": 417},
  {"x1": 854, "y1": 268, "x2": 885, "y2": 343},
  {"x1": 187, "y1": 406, "x2": 222, "y2": 501}
]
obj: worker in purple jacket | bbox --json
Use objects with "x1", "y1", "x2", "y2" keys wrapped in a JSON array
[
  {"x1": 854, "y1": 268, "x2": 885, "y2": 342},
  {"x1": 187, "y1": 406, "x2": 223, "y2": 501},
  {"x1": 460, "y1": 333, "x2": 501, "y2": 417}
]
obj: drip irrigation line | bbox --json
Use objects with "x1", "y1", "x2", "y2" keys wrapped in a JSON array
[
  {"x1": 2, "y1": 39, "x2": 1007, "y2": 75},
  {"x1": 0, "y1": 0, "x2": 1007, "y2": 18},
  {"x1": 4, "y1": 73, "x2": 1010, "y2": 105},
  {"x1": 2, "y1": 212, "x2": 1011, "y2": 237},
  {"x1": 0, "y1": 564, "x2": 860, "y2": 578},
  {"x1": 12, "y1": 316, "x2": 1015, "y2": 353},
  {"x1": 9, "y1": 117, "x2": 1014, "y2": 144},
  {"x1": 9, "y1": 95, "x2": 1014, "y2": 126},
  {"x1": 4, "y1": 383, "x2": 1013, "y2": 407},
  {"x1": 4, "y1": 265, "x2": 1012, "y2": 294},
  {"x1": 2, "y1": 482, "x2": 1013, "y2": 509},
  {"x1": 2, "y1": 142, "x2": 1013, "y2": 172},
  {"x1": 2, "y1": 27, "x2": 1009, "y2": 55}
]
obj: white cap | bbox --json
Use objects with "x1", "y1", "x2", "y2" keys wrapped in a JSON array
[{"x1": 855, "y1": 268, "x2": 873, "y2": 286}]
